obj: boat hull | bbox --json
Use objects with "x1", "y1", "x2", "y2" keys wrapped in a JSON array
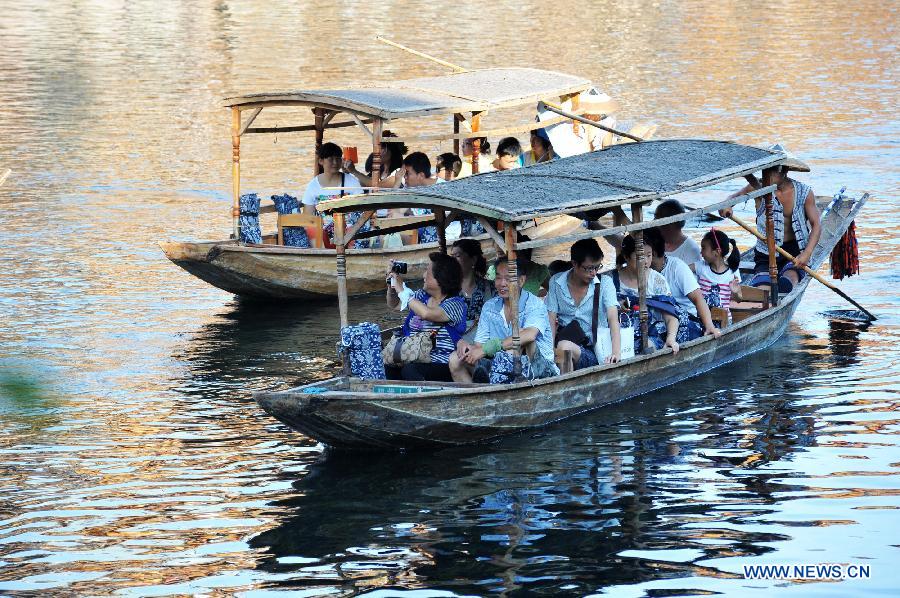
[
  {"x1": 253, "y1": 192, "x2": 866, "y2": 449},
  {"x1": 255, "y1": 286, "x2": 802, "y2": 449},
  {"x1": 161, "y1": 215, "x2": 581, "y2": 299}
]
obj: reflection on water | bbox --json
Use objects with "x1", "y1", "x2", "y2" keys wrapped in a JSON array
[{"x1": 0, "y1": 0, "x2": 898, "y2": 594}]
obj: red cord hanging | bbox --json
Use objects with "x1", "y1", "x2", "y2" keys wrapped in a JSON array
[{"x1": 831, "y1": 221, "x2": 859, "y2": 280}]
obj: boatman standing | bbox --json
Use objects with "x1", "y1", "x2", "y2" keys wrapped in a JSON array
[{"x1": 720, "y1": 146, "x2": 822, "y2": 288}]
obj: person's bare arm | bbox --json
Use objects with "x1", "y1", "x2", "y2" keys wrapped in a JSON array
[
  {"x1": 688, "y1": 289, "x2": 721, "y2": 338},
  {"x1": 408, "y1": 299, "x2": 450, "y2": 323},
  {"x1": 606, "y1": 306, "x2": 621, "y2": 362},
  {"x1": 720, "y1": 182, "x2": 757, "y2": 218},
  {"x1": 663, "y1": 313, "x2": 680, "y2": 353},
  {"x1": 502, "y1": 326, "x2": 539, "y2": 349},
  {"x1": 792, "y1": 189, "x2": 821, "y2": 269}
]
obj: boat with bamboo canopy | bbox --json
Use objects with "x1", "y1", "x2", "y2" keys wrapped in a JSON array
[
  {"x1": 253, "y1": 138, "x2": 869, "y2": 450},
  {"x1": 160, "y1": 66, "x2": 647, "y2": 299}
]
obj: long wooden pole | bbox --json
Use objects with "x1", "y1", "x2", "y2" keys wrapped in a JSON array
[
  {"x1": 729, "y1": 215, "x2": 877, "y2": 321},
  {"x1": 435, "y1": 209, "x2": 447, "y2": 254},
  {"x1": 375, "y1": 36, "x2": 467, "y2": 73},
  {"x1": 542, "y1": 101, "x2": 643, "y2": 142},
  {"x1": 453, "y1": 114, "x2": 460, "y2": 156},
  {"x1": 231, "y1": 107, "x2": 241, "y2": 240},
  {"x1": 762, "y1": 178, "x2": 779, "y2": 307},
  {"x1": 504, "y1": 225, "x2": 522, "y2": 377},
  {"x1": 334, "y1": 212, "x2": 351, "y2": 374},
  {"x1": 313, "y1": 108, "x2": 325, "y2": 176},
  {"x1": 470, "y1": 113, "x2": 482, "y2": 174},
  {"x1": 371, "y1": 119, "x2": 383, "y2": 188},
  {"x1": 631, "y1": 203, "x2": 648, "y2": 353}
]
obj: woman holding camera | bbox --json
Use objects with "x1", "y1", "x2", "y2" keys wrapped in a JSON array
[{"x1": 386, "y1": 253, "x2": 468, "y2": 381}]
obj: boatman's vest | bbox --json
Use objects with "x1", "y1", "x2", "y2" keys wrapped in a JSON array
[{"x1": 754, "y1": 178, "x2": 812, "y2": 254}]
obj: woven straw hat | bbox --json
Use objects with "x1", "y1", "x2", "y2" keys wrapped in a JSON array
[
  {"x1": 579, "y1": 87, "x2": 620, "y2": 116},
  {"x1": 768, "y1": 143, "x2": 810, "y2": 172}
]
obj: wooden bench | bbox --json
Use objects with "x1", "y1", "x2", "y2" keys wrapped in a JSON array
[
  {"x1": 277, "y1": 213, "x2": 324, "y2": 248},
  {"x1": 730, "y1": 285, "x2": 771, "y2": 324}
]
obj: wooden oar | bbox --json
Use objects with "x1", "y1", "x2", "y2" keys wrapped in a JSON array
[
  {"x1": 541, "y1": 101, "x2": 644, "y2": 142},
  {"x1": 729, "y1": 214, "x2": 877, "y2": 321},
  {"x1": 375, "y1": 36, "x2": 467, "y2": 73}
]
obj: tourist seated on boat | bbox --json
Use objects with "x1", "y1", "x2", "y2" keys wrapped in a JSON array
[
  {"x1": 344, "y1": 130, "x2": 408, "y2": 188},
  {"x1": 386, "y1": 252, "x2": 467, "y2": 382},
  {"x1": 720, "y1": 157, "x2": 821, "y2": 288},
  {"x1": 613, "y1": 234, "x2": 680, "y2": 354},
  {"x1": 548, "y1": 260, "x2": 571, "y2": 277},
  {"x1": 653, "y1": 199, "x2": 702, "y2": 264},
  {"x1": 397, "y1": 152, "x2": 440, "y2": 243},
  {"x1": 449, "y1": 256, "x2": 559, "y2": 383},
  {"x1": 522, "y1": 128, "x2": 555, "y2": 165},
  {"x1": 486, "y1": 233, "x2": 551, "y2": 297},
  {"x1": 691, "y1": 228, "x2": 743, "y2": 312},
  {"x1": 450, "y1": 239, "x2": 495, "y2": 335},
  {"x1": 492, "y1": 136, "x2": 523, "y2": 171},
  {"x1": 547, "y1": 238, "x2": 621, "y2": 372},
  {"x1": 458, "y1": 137, "x2": 494, "y2": 177},
  {"x1": 643, "y1": 227, "x2": 721, "y2": 340},
  {"x1": 435, "y1": 152, "x2": 463, "y2": 181},
  {"x1": 301, "y1": 142, "x2": 370, "y2": 247}
]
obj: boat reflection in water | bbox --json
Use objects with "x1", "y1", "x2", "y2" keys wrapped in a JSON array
[{"x1": 245, "y1": 340, "x2": 854, "y2": 595}]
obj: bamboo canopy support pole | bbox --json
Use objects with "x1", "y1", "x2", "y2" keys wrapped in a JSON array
[
  {"x1": 334, "y1": 211, "x2": 350, "y2": 376},
  {"x1": 504, "y1": 225, "x2": 523, "y2": 376},
  {"x1": 542, "y1": 101, "x2": 643, "y2": 142},
  {"x1": 375, "y1": 36, "x2": 468, "y2": 73},
  {"x1": 313, "y1": 108, "x2": 325, "y2": 176},
  {"x1": 763, "y1": 181, "x2": 779, "y2": 307},
  {"x1": 371, "y1": 119, "x2": 383, "y2": 188},
  {"x1": 231, "y1": 107, "x2": 241, "y2": 240},
  {"x1": 729, "y1": 215, "x2": 878, "y2": 321},
  {"x1": 631, "y1": 203, "x2": 649, "y2": 353},
  {"x1": 470, "y1": 113, "x2": 482, "y2": 174}
]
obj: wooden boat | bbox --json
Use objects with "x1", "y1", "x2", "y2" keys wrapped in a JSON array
[
  {"x1": 161, "y1": 67, "x2": 646, "y2": 299},
  {"x1": 254, "y1": 139, "x2": 868, "y2": 449}
]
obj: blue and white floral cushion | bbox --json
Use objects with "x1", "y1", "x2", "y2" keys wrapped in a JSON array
[{"x1": 340, "y1": 322, "x2": 385, "y2": 380}]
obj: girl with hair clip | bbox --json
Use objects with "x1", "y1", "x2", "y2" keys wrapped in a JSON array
[{"x1": 692, "y1": 228, "x2": 743, "y2": 311}]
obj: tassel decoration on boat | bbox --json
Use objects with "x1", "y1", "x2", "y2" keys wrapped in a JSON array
[{"x1": 830, "y1": 221, "x2": 859, "y2": 280}]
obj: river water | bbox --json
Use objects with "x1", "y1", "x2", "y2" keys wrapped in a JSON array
[{"x1": 1, "y1": 0, "x2": 898, "y2": 595}]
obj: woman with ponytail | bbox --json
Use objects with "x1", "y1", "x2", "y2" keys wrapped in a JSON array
[{"x1": 694, "y1": 228, "x2": 744, "y2": 311}]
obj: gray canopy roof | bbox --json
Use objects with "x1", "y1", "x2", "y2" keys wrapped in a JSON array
[
  {"x1": 222, "y1": 68, "x2": 590, "y2": 119},
  {"x1": 320, "y1": 139, "x2": 791, "y2": 222}
]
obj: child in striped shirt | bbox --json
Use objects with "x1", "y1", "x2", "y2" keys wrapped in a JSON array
[{"x1": 693, "y1": 229, "x2": 743, "y2": 311}]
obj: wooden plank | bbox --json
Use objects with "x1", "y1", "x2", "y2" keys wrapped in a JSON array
[
  {"x1": 477, "y1": 217, "x2": 506, "y2": 251},
  {"x1": 343, "y1": 210, "x2": 376, "y2": 244},
  {"x1": 354, "y1": 215, "x2": 435, "y2": 240},
  {"x1": 238, "y1": 107, "x2": 263, "y2": 136},
  {"x1": 387, "y1": 111, "x2": 587, "y2": 144},
  {"x1": 350, "y1": 113, "x2": 374, "y2": 140},
  {"x1": 516, "y1": 185, "x2": 777, "y2": 250},
  {"x1": 244, "y1": 117, "x2": 375, "y2": 135}
]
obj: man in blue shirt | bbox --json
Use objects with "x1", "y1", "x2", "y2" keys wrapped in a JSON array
[
  {"x1": 449, "y1": 257, "x2": 559, "y2": 383},
  {"x1": 546, "y1": 238, "x2": 621, "y2": 373}
]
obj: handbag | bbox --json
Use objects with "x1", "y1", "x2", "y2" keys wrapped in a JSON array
[
  {"x1": 382, "y1": 330, "x2": 436, "y2": 366},
  {"x1": 591, "y1": 279, "x2": 635, "y2": 362},
  {"x1": 555, "y1": 320, "x2": 589, "y2": 347}
]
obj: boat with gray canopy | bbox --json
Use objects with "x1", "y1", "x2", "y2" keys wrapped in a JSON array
[
  {"x1": 160, "y1": 67, "x2": 649, "y2": 299},
  {"x1": 254, "y1": 139, "x2": 868, "y2": 449}
]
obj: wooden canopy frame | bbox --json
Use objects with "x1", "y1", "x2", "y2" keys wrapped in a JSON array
[{"x1": 224, "y1": 68, "x2": 607, "y2": 240}]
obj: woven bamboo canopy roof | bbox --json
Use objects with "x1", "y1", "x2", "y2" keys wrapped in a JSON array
[
  {"x1": 222, "y1": 67, "x2": 591, "y2": 119},
  {"x1": 319, "y1": 139, "x2": 790, "y2": 222}
]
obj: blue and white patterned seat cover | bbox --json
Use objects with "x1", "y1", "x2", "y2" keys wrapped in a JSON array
[
  {"x1": 239, "y1": 193, "x2": 262, "y2": 244},
  {"x1": 460, "y1": 218, "x2": 486, "y2": 237},
  {"x1": 271, "y1": 193, "x2": 310, "y2": 248},
  {"x1": 488, "y1": 351, "x2": 532, "y2": 384},
  {"x1": 340, "y1": 322, "x2": 385, "y2": 380}
]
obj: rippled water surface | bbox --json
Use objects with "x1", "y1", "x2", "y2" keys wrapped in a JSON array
[{"x1": 1, "y1": 0, "x2": 898, "y2": 595}]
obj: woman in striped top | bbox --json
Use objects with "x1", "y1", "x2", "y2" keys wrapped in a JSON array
[
  {"x1": 693, "y1": 229, "x2": 743, "y2": 311},
  {"x1": 386, "y1": 253, "x2": 468, "y2": 382}
]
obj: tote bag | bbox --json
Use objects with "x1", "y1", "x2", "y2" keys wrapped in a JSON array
[{"x1": 590, "y1": 280, "x2": 635, "y2": 362}]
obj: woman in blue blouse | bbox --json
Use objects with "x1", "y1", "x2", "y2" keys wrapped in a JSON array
[{"x1": 386, "y1": 253, "x2": 467, "y2": 381}]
